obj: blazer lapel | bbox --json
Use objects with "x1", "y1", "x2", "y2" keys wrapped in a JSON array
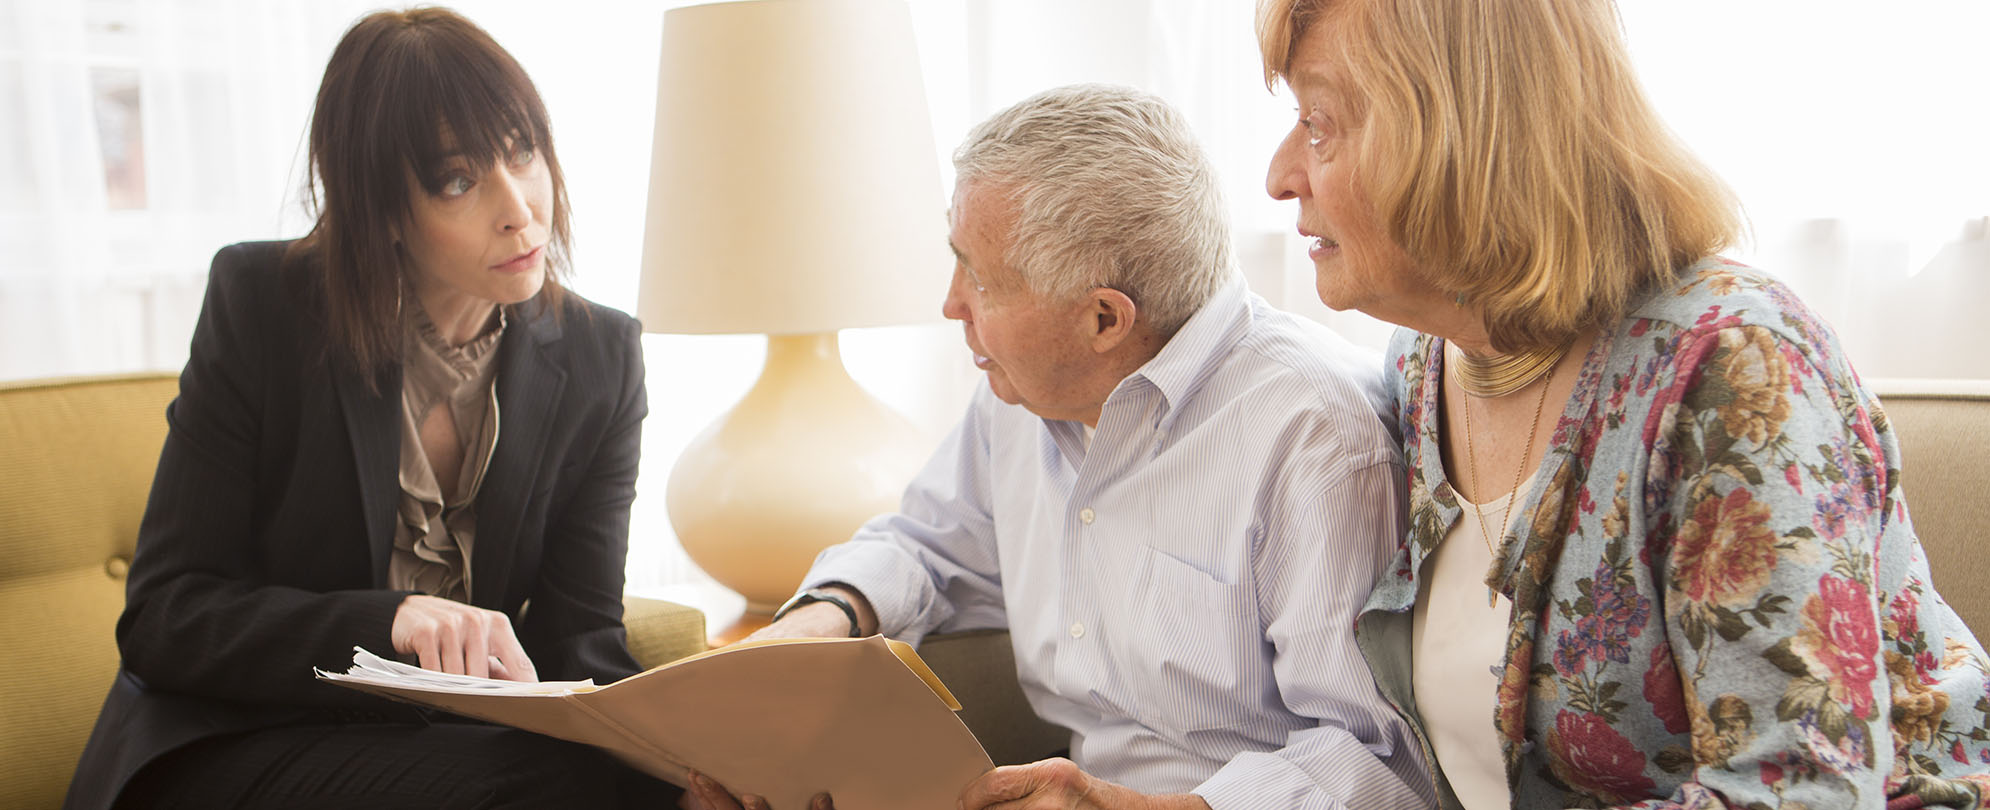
[
  {"x1": 474, "y1": 300, "x2": 567, "y2": 609},
  {"x1": 334, "y1": 362, "x2": 403, "y2": 589}
]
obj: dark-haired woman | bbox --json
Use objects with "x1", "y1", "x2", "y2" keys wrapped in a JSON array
[{"x1": 66, "y1": 9, "x2": 669, "y2": 809}]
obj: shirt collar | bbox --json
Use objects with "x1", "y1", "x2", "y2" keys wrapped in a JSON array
[
  {"x1": 407, "y1": 301, "x2": 506, "y2": 385},
  {"x1": 1108, "y1": 273, "x2": 1251, "y2": 432}
]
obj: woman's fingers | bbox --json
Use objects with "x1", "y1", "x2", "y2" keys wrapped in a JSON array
[
  {"x1": 464, "y1": 613, "x2": 490, "y2": 679},
  {"x1": 487, "y1": 612, "x2": 537, "y2": 682},
  {"x1": 438, "y1": 610, "x2": 466, "y2": 675},
  {"x1": 390, "y1": 594, "x2": 537, "y2": 681}
]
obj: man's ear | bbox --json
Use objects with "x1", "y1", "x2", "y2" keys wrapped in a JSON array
[{"x1": 1086, "y1": 287, "x2": 1139, "y2": 353}]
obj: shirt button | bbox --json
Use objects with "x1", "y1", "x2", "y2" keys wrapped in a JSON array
[
  {"x1": 1079, "y1": 508, "x2": 1096, "y2": 524},
  {"x1": 1068, "y1": 622, "x2": 1085, "y2": 639}
]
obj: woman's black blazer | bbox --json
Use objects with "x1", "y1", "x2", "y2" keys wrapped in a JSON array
[{"x1": 65, "y1": 240, "x2": 649, "y2": 809}]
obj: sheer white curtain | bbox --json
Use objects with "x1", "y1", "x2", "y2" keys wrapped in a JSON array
[
  {"x1": 927, "y1": 1, "x2": 1990, "y2": 378},
  {"x1": 1617, "y1": 1, "x2": 1990, "y2": 380},
  {"x1": 0, "y1": 0, "x2": 357, "y2": 379},
  {"x1": 4, "y1": 1, "x2": 1984, "y2": 599}
]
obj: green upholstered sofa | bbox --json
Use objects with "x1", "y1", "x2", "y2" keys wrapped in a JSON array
[{"x1": 7, "y1": 372, "x2": 1977, "y2": 808}]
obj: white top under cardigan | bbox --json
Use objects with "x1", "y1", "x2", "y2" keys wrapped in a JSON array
[{"x1": 1413, "y1": 470, "x2": 1539, "y2": 809}]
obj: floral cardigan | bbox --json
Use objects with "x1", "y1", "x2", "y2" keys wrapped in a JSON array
[{"x1": 1358, "y1": 259, "x2": 1990, "y2": 808}]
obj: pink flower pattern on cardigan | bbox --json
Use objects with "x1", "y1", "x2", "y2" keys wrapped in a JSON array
[{"x1": 1368, "y1": 260, "x2": 1990, "y2": 807}]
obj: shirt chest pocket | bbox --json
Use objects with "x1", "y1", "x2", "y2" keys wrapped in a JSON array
[{"x1": 1109, "y1": 544, "x2": 1260, "y2": 735}]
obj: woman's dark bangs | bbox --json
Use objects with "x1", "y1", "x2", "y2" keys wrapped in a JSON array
[{"x1": 401, "y1": 23, "x2": 551, "y2": 193}]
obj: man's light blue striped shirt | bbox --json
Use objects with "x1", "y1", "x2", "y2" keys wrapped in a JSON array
[{"x1": 804, "y1": 277, "x2": 1437, "y2": 809}]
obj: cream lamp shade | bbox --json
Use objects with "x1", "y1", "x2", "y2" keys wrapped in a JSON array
[{"x1": 639, "y1": 0, "x2": 947, "y2": 614}]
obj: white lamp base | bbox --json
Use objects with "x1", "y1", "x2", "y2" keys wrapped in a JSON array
[{"x1": 665, "y1": 333, "x2": 931, "y2": 614}]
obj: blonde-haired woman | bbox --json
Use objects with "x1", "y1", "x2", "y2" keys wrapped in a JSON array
[{"x1": 1260, "y1": 0, "x2": 1990, "y2": 807}]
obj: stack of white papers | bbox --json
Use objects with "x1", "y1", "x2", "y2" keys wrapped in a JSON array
[{"x1": 314, "y1": 647, "x2": 596, "y2": 696}]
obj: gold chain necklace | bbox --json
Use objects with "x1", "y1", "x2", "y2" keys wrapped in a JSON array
[
  {"x1": 1452, "y1": 342, "x2": 1571, "y2": 398},
  {"x1": 1459, "y1": 347, "x2": 1554, "y2": 608}
]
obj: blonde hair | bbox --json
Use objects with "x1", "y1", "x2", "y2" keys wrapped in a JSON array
[
  {"x1": 1258, "y1": 0, "x2": 1743, "y2": 351},
  {"x1": 954, "y1": 84, "x2": 1233, "y2": 335}
]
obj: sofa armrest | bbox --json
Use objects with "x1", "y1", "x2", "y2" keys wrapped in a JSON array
[
  {"x1": 623, "y1": 595, "x2": 708, "y2": 670},
  {"x1": 917, "y1": 629, "x2": 1070, "y2": 766}
]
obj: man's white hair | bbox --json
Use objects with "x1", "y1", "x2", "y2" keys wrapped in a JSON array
[{"x1": 954, "y1": 84, "x2": 1234, "y2": 335}]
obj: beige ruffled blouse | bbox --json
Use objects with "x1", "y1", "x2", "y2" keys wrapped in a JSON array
[{"x1": 388, "y1": 305, "x2": 504, "y2": 602}]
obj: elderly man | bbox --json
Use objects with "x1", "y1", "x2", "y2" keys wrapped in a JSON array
[{"x1": 691, "y1": 85, "x2": 1435, "y2": 810}]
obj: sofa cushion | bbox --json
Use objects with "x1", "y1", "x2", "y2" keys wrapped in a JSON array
[
  {"x1": 917, "y1": 629, "x2": 1070, "y2": 766},
  {"x1": 0, "y1": 373, "x2": 178, "y2": 810},
  {"x1": 623, "y1": 595, "x2": 708, "y2": 671}
]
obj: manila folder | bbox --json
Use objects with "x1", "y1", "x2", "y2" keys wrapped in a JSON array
[{"x1": 319, "y1": 636, "x2": 995, "y2": 808}]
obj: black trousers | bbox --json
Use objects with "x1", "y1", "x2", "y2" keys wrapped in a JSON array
[{"x1": 113, "y1": 721, "x2": 682, "y2": 809}]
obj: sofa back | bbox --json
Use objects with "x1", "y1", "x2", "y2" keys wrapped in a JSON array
[
  {"x1": 1875, "y1": 380, "x2": 1990, "y2": 638},
  {"x1": 0, "y1": 373, "x2": 178, "y2": 810}
]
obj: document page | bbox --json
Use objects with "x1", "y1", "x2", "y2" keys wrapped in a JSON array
[{"x1": 316, "y1": 647, "x2": 595, "y2": 695}]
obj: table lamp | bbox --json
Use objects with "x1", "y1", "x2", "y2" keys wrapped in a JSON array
[{"x1": 638, "y1": 0, "x2": 947, "y2": 614}]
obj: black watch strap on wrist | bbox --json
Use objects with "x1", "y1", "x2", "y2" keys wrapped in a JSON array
[{"x1": 773, "y1": 588, "x2": 863, "y2": 638}]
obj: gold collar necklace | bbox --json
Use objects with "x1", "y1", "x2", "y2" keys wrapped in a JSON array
[{"x1": 1451, "y1": 341, "x2": 1572, "y2": 399}]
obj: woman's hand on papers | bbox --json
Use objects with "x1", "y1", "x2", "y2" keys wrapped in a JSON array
[
  {"x1": 957, "y1": 759, "x2": 1212, "y2": 810},
  {"x1": 679, "y1": 769, "x2": 832, "y2": 810},
  {"x1": 390, "y1": 594, "x2": 538, "y2": 682}
]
